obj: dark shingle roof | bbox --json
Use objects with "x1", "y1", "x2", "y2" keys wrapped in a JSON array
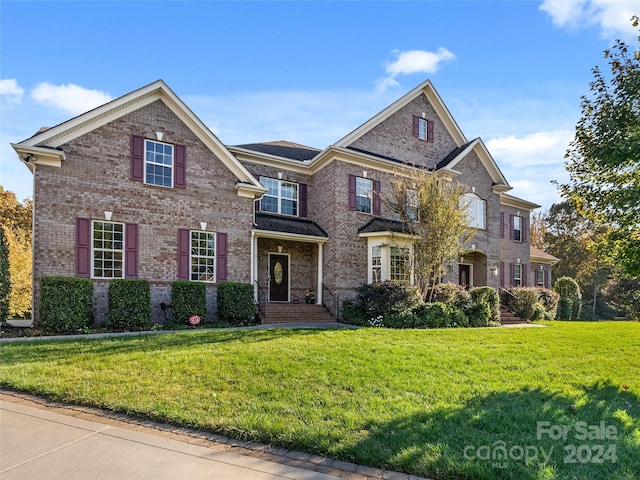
[
  {"x1": 255, "y1": 213, "x2": 328, "y2": 238},
  {"x1": 435, "y1": 140, "x2": 475, "y2": 169},
  {"x1": 234, "y1": 141, "x2": 321, "y2": 162},
  {"x1": 358, "y1": 217, "x2": 409, "y2": 235}
]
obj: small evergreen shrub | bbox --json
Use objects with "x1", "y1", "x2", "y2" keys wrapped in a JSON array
[
  {"x1": 557, "y1": 296, "x2": 573, "y2": 320},
  {"x1": 554, "y1": 277, "x2": 582, "y2": 319},
  {"x1": 383, "y1": 311, "x2": 420, "y2": 329},
  {"x1": 217, "y1": 282, "x2": 255, "y2": 326},
  {"x1": 534, "y1": 287, "x2": 560, "y2": 320},
  {"x1": 431, "y1": 282, "x2": 471, "y2": 308},
  {"x1": 465, "y1": 300, "x2": 492, "y2": 327},
  {"x1": 355, "y1": 281, "x2": 421, "y2": 318},
  {"x1": 40, "y1": 276, "x2": 93, "y2": 332},
  {"x1": 171, "y1": 281, "x2": 206, "y2": 324},
  {"x1": 414, "y1": 302, "x2": 450, "y2": 328},
  {"x1": 108, "y1": 279, "x2": 151, "y2": 330},
  {"x1": 341, "y1": 300, "x2": 368, "y2": 326},
  {"x1": 470, "y1": 286, "x2": 500, "y2": 323}
]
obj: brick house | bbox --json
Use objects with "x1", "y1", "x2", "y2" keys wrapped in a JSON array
[{"x1": 12, "y1": 79, "x2": 557, "y2": 324}]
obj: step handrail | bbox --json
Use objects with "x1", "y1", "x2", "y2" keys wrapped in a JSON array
[{"x1": 255, "y1": 280, "x2": 266, "y2": 318}]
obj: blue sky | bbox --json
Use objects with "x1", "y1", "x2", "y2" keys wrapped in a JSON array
[{"x1": 1, "y1": 0, "x2": 638, "y2": 210}]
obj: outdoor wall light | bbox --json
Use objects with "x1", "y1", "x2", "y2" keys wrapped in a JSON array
[{"x1": 491, "y1": 265, "x2": 499, "y2": 277}]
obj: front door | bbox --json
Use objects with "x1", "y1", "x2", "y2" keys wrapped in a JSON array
[
  {"x1": 269, "y1": 254, "x2": 289, "y2": 302},
  {"x1": 459, "y1": 264, "x2": 471, "y2": 289}
]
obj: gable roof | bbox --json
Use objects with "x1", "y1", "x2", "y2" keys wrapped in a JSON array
[
  {"x1": 530, "y1": 246, "x2": 561, "y2": 265},
  {"x1": 12, "y1": 80, "x2": 265, "y2": 197},
  {"x1": 335, "y1": 79, "x2": 467, "y2": 148}
]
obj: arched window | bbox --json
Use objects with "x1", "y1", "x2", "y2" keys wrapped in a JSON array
[{"x1": 462, "y1": 193, "x2": 486, "y2": 229}]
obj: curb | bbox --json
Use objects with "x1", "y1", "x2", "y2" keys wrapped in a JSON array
[{"x1": 0, "y1": 390, "x2": 432, "y2": 480}]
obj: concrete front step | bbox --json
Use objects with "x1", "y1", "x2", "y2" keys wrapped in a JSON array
[
  {"x1": 261, "y1": 304, "x2": 335, "y2": 323},
  {"x1": 499, "y1": 306, "x2": 526, "y2": 325}
]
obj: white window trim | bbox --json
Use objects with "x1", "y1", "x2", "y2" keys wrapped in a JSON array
[
  {"x1": 190, "y1": 230, "x2": 216, "y2": 283},
  {"x1": 366, "y1": 237, "x2": 414, "y2": 284},
  {"x1": 144, "y1": 139, "x2": 174, "y2": 188},
  {"x1": 514, "y1": 263, "x2": 522, "y2": 287},
  {"x1": 356, "y1": 177, "x2": 372, "y2": 214},
  {"x1": 418, "y1": 117, "x2": 428, "y2": 141},
  {"x1": 513, "y1": 216, "x2": 523, "y2": 242},
  {"x1": 91, "y1": 220, "x2": 125, "y2": 279},
  {"x1": 260, "y1": 176, "x2": 299, "y2": 217},
  {"x1": 537, "y1": 268, "x2": 545, "y2": 287},
  {"x1": 462, "y1": 193, "x2": 486, "y2": 230}
]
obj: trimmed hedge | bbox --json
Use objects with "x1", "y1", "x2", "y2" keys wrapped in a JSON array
[
  {"x1": 217, "y1": 282, "x2": 255, "y2": 326},
  {"x1": 470, "y1": 286, "x2": 500, "y2": 323},
  {"x1": 171, "y1": 281, "x2": 206, "y2": 324},
  {"x1": 40, "y1": 276, "x2": 93, "y2": 333},
  {"x1": 431, "y1": 282, "x2": 471, "y2": 308},
  {"x1": 108, "y1": 279, "x2": 151, "y2": 330},
  {"x1": 557, "y1": 296, "x2": 573, "y2": 320}
]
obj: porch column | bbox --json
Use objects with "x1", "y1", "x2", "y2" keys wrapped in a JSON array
[
  {"x1": 251, "y1": 232, "x2": 258, "y2": 302},
  {"x1": 316, "y1": 242, "x2": 323, "y2": 304}
]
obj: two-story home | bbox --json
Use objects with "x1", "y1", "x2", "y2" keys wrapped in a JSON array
[{"x1": 12, "y1": 79, "x2": 558, "y2": 324}]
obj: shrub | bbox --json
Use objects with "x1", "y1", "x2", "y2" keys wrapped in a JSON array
[
  {"x1": 534, "y1": 287, "x2": 560, "y2": 320},
  {"x1": 171, "y1": 281, "x2": 206, "y2": 324},
  {"x1": 342, "y1": 300, "x2": 368, "y2": 326},
  {"x1": 217, "y1": 282, "x2": 255, "y2": 326},
  {"x1": 355, "y1": 281, "x2": 421, "y2": 318},
  {"x1": 40, "y1": 276, "x2": 93, "y2": 332},
  {"x1": 465, "y1": 300, "x2": 492, "y2": 327},
  {"x1": 553, "y1": 277, "x2": 582, "y2": 319},
  {"x1": 414, "y1": 302, "x2": 449, "y2": 328},
  {"x1": 557, "y1": 296, "x2": 573, "y2": 320},
  {"x1": 431, "y1": 282, "x2": 471, "y2": 308},
  {"x1": 507, "y1": 287, "x2": 541, "y2": 322},
  {"x1": 470, "y1": 286, "x2": 500, "y2": 323},
  {"x1": 108, "y1": 279, "x2": 151, "y2": 330},
  {"x1": 383, "y1": 311, "x2": 420, "y2": 329}
]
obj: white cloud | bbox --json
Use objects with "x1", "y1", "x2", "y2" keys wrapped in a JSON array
[
  {"x1": 0, "y1": 79, "x2": 25, "y2": 104},
  {"x1": 376, "y1": 48, "x2": 456, "y2": 92},
  {"x1": 540, "y1": 0, "x2": 639, "y2": 39},
  {"x1": 486, "y1": 130, "x2": 574, "y2": 168},
  {"x1": 31, "y1": 82, "x2": 112, "y2": 115}
]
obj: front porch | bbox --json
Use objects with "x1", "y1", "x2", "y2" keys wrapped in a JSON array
[{"x1": 251, "y1": 213, "x2": 331, "y2": 322}]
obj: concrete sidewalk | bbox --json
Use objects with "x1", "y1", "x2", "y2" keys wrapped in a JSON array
[
  {"x1": 0, "y1": 399, "x2": 339, "y2": 480},
  {"x1": 0, "y1": 393, "x2": 427, "y2": 480}
]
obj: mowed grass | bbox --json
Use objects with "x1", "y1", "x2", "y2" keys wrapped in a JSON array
[{"x1": 1, "y1": 322, "x2": 638, "y2": 480}]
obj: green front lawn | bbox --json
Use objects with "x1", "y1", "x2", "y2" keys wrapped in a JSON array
[{"x1": 1, "y1": 322, "x2": 638, "y2": 479}]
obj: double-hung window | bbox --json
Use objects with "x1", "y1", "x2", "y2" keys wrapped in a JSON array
[
  {"x1": 463, "y1": 193, "x2": 486, "y2": 229},
  {"x1": 513, "y1": 216, "x2": 523, "y2": 242},
  {"x1": 92, "y1": 221, "x2": 124, "y2": 278},
  {"x1": 260, "y1": 177, "x2": 298, "y2": 216},
  {"x1": 190, "y1": 230, "x2": 216, "y2": 282},
  {"x1": 537, "y1": 269, "x2": 545, "y2": 287},
  {"x1": 145, "y1": 140, "x2": 174, "y2": 187},
  {"x1": 371, "y1": 246, "x2": 382, "y2": 283},
  {"x1": 513, "y1": 263, "x2": 522, "y2": 287},
  {"x1": 356, "y1": 177, "x2": 372, "y2": 213}
]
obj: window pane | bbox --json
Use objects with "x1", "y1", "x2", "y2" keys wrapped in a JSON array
[
  {"x1": 261, "y1": 196, "x2": 278, "y2": 213},
  {"x1": 390, "y1": 247, "x2": 410, "y2": 283},
  {"x1": 145, "y1": 140, "x2": 174, "y2": 187},
  {"x1": 190, "y1": 231, "x2": 216, "y2": 282}
]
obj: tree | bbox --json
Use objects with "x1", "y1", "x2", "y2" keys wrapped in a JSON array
[
  {"x1": 529, "y1": 210, "x2": 548, "y2": 250},
  {"x1": 0, "y1": 227, "x2": 10, "y2": 322},
  {"x1": 559, "y1": 17, "x2": 640, "y2": 275},
  {"x1": 385, "y1": 169, "x2": 475, "y2": 301},
  {"x1": 0, "y1": 187, "x2": 33, "y2": 319}
]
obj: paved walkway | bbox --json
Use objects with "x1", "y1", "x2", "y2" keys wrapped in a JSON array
[{"x1": 0, "y1": 391, "x2": 429, "y2": 480}]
